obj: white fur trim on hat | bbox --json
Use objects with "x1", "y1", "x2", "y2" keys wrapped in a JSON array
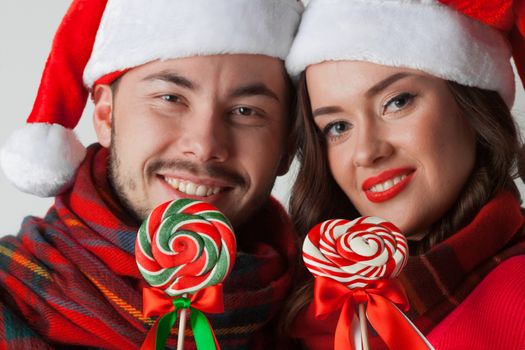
[
  {"x1": 84, "y1": 0, "x2": 304, "y2": 87},
  {"x1": 286, "y1": 0, "x2": 515, "y2": 106},
  {"x1": 1, "y1": 123, "x2": 86, "y2": 197}
]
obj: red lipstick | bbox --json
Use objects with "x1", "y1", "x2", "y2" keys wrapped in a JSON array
[{"x1": 362, "y1": 168, "x2": 414, "y2": 203}]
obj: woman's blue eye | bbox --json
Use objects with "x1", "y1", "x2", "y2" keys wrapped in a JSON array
[
  {"x1": 383, "y1": 93, "x2": 415, "y2": 113},
  {"x1": 324, "y1": 121, "x2": 351, "y2": 137}
]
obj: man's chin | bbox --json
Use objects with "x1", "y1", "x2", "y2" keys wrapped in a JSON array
[{"x1": 225, "y1": 195, "x2": 271, "y2": 230}]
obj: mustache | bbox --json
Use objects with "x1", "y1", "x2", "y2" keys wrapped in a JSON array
[{"x1": 147, "y1": 159, "x2": 245, "y2": 187}]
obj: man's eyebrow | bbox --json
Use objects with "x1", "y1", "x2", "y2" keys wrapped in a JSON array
[
  {"x1": 229, "y1": 83, "x2": 280, "y2": 102},
  {"x1": 142, "y1": 71, "x2": 198, "y2": 90},
  {"x1": 313, "y1": 72, "x2": 414, "y2": 118}
]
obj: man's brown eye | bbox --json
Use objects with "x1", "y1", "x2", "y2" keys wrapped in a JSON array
[
  {"x1": 161, "y1": 95, "x2": 179, "y2": 103},
  {"x1": 234, "y1": 107, "x2": 255, "y2": 116}
]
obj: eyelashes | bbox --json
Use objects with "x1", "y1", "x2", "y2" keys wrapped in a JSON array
[
  {"x1": 382, "y1": 92, "x2": 416, "y2": 114},
  {"x1": 318, "y1": 92, "x2": 418, "y2": 142},
  {"x1": 323, "y1": 120, "x2": 352, "y2": 139}
]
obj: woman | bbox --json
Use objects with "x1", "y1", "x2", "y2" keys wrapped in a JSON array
[{"x1": 283, "y1": 0, "x2": 525, "y2": 349}]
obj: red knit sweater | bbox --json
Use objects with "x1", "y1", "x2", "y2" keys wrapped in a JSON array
[
  {"x1": 293, "y1": 255, "x2": 525, "y2": 349},
  {"x1": 427, "y1": 255, "x2": 525, "y2": 349}
]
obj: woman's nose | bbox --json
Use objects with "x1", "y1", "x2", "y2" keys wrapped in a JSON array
[{"x1": 351, "y1": 121, "x2": 394, "y2": 168}]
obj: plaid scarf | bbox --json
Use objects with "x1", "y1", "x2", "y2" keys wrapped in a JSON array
[
  {"x1": 293, "y1": 190, "x2": 525, "y2": 349},
  {"x1": 0, "y1": 144, "x2": 297, "y2": 349},
  {"x1": 401, "y1": 191, "x2": 525, "y2": 333}
]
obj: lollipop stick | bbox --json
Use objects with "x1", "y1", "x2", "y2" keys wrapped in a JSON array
[
  {"x1": 359, "y1": 303, "x2": 370, "y2": 350},
  {"x1": 177, "y1": 293, "x2": 188, "y2": 350}
]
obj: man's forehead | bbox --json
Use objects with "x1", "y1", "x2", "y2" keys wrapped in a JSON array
[
  {"x1": 125, "y1": 54, "x2": 288, "y2": 97},
  {"x1": 136, "y1": 54, "x2": 284, "y2": 76}
]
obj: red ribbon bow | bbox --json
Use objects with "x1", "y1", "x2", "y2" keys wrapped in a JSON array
[
  {"x1": 141, "y1": 284, "x2": 224, "y2": 350},
  {"x1": 314, "y1": 276, "x2": 432, "y2": 350},
  {"x1": 143, "y1": 284, "x2": 225, "y2": 317}
]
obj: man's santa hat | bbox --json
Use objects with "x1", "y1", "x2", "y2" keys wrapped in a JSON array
[
  {"x1": 286, "y1": 0, "x2": 525, "y2": 108},
  {"x1": 1, "y1": 0, "x2": 303, "y2": 197}
]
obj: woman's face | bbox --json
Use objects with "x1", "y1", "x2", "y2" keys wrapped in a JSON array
[{"x1": 306, "y1": 61, "x2": 476, "y2": 237}]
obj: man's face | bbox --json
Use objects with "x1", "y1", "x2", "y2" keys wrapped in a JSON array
[{"x1": 93, "y1": 54, "x2": 291, "y2": 228}]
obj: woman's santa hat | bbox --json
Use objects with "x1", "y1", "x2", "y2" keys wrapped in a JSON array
[
  {"x1": 286, "y1": 0, "x2": 525, "y2": 108},
  {"x1": 1, "y1": 0, "x2": 303, "y2": 197}
]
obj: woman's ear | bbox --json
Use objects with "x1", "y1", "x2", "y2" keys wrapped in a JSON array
[{"x1": 92, "y1": 84, "x2": 114, "y2": 148}]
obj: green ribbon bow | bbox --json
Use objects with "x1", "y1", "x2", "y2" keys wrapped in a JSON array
[{"x1": 155, "y1": 297, "x2": 218, "y2": 350}]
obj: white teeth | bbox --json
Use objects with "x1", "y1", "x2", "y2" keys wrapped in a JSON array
[
  {"x1": 369, "y1": 174, "x2": 407, "y2": 193},
  {"x1": 164, "y1": 177, "x2": 222, "y2": 197},
  {"x1": 196, "y1": 185, "x2": 207, "y2": 196},
  {"x1": 186, "y1": 182, "x2": 197, "y2": 195}
]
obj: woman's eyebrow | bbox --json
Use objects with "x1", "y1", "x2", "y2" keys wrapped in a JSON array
[
  {"x1": 313, "y1": 72, "x2": 414, "y2": 118},
  {"x1": 365, "y1": 72, "x2": 412, "y2": 98},
  {"x1": 313, "y1": 106, "x2": 344, "y2": 118}
]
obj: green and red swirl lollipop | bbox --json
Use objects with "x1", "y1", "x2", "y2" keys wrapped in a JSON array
[
  {"x1": 136, "y1": 199, "x2": 236, "y2": 350},
  {"x1": 136, "y1": 199, "x2": 236, "y2": 296}
]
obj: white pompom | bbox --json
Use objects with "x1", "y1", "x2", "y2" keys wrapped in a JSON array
[{"x1": 1, "y1": 123, "x2": 86, "y2": 197}]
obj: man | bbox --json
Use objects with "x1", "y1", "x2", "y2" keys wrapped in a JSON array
[{"x1": 0, "y1": 0, "x2": 302, "y2": 348}]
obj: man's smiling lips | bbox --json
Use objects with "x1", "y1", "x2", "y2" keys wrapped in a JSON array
[
  {"x1": 159, "y1": 175, "x2": 234, "y2": 198},
  {"x1": 164, "y1": 176, "x2": 221, "y2": 196}
]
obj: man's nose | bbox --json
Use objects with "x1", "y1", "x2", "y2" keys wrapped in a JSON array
[{"x1": 178, "y1": 110, "x2": 229, "y2": 163}]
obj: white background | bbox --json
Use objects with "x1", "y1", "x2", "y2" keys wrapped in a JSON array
[{"x1": 1, "y1": 1, "x2": 524, "y2": 236}]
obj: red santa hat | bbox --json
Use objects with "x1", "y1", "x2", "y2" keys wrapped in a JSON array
[
  {"x1": 286, "y1": 0, "x2": 525, "y2": 108},
  {"x1": 1, "y1": 0, "x2": 304, "y2": 197}
]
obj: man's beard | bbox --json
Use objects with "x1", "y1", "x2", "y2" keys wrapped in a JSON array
[
  {"x1": 108, "y1": 141, "x2": 147, "y2": 223},
  {"x1": 107, "y1": 139, "x2": 256, "y2": 227}
]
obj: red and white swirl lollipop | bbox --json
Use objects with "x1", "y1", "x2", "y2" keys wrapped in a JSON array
[
  {"x1": 136, "y1": 199, "x2": 236, "y2": 296},
  {"x1": 303, "y1": 217, "x2": 433, "y2": 350},
  {"x1": 303, "y1": 216, "x2": 408, "y2": 289}
]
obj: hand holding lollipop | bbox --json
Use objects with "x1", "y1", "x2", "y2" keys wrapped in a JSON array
[
  {"x1": 303, "y1": 216, "x2": 434, "y2": 350},
  {"x1": 136, "y1": 199, "x2": 236, "y2": 350}
]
